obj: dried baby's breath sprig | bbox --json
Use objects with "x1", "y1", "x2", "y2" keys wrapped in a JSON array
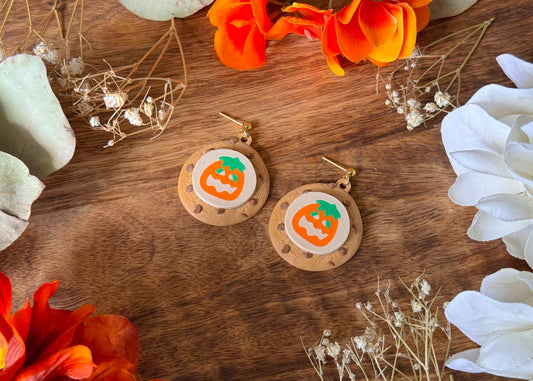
[
  {"x1": 70, "y1": 19, "x2": 187, "y2": 147},
  {"x1": 303, "y1": 275, "x2": 452, "y2": 381},
  {"x1": 378, "y1": 18, "x2": 494, "y2": 131}
]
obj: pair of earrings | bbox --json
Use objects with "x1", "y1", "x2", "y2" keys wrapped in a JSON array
[{"x1": 177, "y1": 114, "x2": 363, "y2": 271}]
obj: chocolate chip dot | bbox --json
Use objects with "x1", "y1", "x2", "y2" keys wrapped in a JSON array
[
  {"x1": 277, "y1": 223, "x2": 285, "y2": 231},
  {"x1": 230, "y1": 138, "x2": 238, "y2": 145},
  {"x1": 328, "y1": 261, "x2": 336, "y2": 267},
  {"x1": 205, "y1": 148, "x2": 215, "y2": 153},
  {"x1": 246, "y1": 152, "x2": 254, "y2": 160},
  {"x1": 303, "y1": 252, "x2": 313, "y2": 258},
  {"x1": 186, "y1": 164, "x2": 194, "y2": 172},
  {"x1": 186, "y1": 185, "x2": 193, "y2": 192},
  {"x1": 241, "y1": 213, "x2": 249, "y2": 218},
  {"x1": 249, "y1": 198, "x2": 258, "y2": 206},
  {"x1": 216, "y1": 208, "x2": 226, "y2": 214},
  {"x1": 194, "y1": 205, "x2": 202, "y2": 214},
  {"x1": 281, "y1": 245, "x2": 290, "y2": 254},
  {"x1": 302, "y1": 189, "x2": 312, "y2": 193},
  {"x1": 342, "y1": 200, "x2": 351, "y2": 207},
  {"x1": 258, "y1": 174, "x2": 266, "y2": 182},
  {"x1": 280, "y1": 202, "x2": 289, "y2": 210},
  {"x1": 338, "y1": 248, "x2": 347, "y2": 256},
  {"x1": 352, "y1": 224, "x2": 359, "y2": 233},
  {"x1": 328, "y1": 183, "x2": 336, "y2": 188}
]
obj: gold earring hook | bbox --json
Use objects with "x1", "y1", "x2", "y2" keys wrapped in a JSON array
[
  {"x1": 321, "y1": 156, "x2": 356, "y2": 179},
  {"x1": 219, "y1": 112, "x2": 253, "y2": 134}
]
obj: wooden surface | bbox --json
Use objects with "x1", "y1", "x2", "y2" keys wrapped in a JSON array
[{"x1": 2, "y1": 0, "x2": 533, "y2": 380}]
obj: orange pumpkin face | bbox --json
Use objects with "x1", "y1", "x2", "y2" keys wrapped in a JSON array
[
  {"x1": 199, "y1": 156, "x2": 246, "y2": 201},
  {"x1": 291, "y1": 200, "x2": 340, "y2": 247}
]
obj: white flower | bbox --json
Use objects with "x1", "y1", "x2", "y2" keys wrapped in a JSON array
[
  {"x1": 61, "y1": 57, "x2": 85, "y2": 76},
  {"x1": 420, "y1": 279, "x2": 431, "y2": 297},
  {"x1": 103, "y1": 92, "x2": 127, "y2": 109},
  {"x1": 326, "y1": 341, "x2": 341, "y2": 358},
  {"x1": 446, "y1": 268, "x2": 533, "y2": 379},
  {"x1": 89, "y1": 116, "x2": 100, "y2": 127},
  {"x1": 411, "y1": 299, "x2": 423, "y2": 313},
  {"x1": 33, "y1": 41, "x2": 60, "y2": 64},
  {"x1": 424, "y1": 102, "x2": 438, "y2": 113},
  {"x1": 406, "y1": 111, "x2": 423, "y2": 129},
  {"x1": 441, "y1": 54, "x2": 533, "y2": 268},
  {"x1": 434, "y1": 91, "x2": 451, "y2": 107},
  {"x1": 124, "y1": 107, "x2": 143, "y2": 126}
]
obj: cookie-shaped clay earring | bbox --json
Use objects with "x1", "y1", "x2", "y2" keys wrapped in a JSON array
[
  {"x1": 269, "y1": 157, "x2": 362, "y2": 271},
  {"x1": 178, "y1": 113, "x2": 270, "y2": 226}
]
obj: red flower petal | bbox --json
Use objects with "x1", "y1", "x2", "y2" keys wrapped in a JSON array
[
  {"x1": 325, "y1": 55, "x2": 345, "y2": 76},
  {"x1": 214, "y1": 21, "x2": 266, "y2": 70},
  {"x1": 0, "y1": 330, "x2": 26, "y2": 381},
  {"x1": 367, "y1": 3, "x2": 404, "y2": 63},
  {"x1": 321, "y1": 16, "x2": 341, "y2": 56},
  {"x1": 336, "y1": 0, "x2": 362, "y2": 25},
  {"x1": 397, "y1": 3, "x2": 417, "y2": 58},
  {"x1": 83, "y1": 357, "x2": 137, "y2": 381},
  {"x1": 0, "y1": 273, "x2": 11, "y2": 321},
  {"x1": 208, "y1": 2, "x2": 254, "y2": 27},
  {"x1": 358, "y1": 0, "x2": 397, "y2": 47},
  {"x1": 10, "y1": 300, "x2": 31, "y2": 342},
  {"x1": 414, "y1": 5, "x2": 430, "y2": 31},
  {"x1": 74, "y1": 315, "x2": 140, "y2": 367},
  {"x1": 13, "y1": 345, "x2": 95, "y2": 381},
  {"x1": 250, "y1": 0, "x2": 272, "y2": 34},
  {"x1": 335, "y1": 7, "x2": 372, "y2": 63}
]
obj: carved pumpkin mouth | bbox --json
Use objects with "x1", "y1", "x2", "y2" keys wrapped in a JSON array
[
  {"x1": 205, "y1": 174, "x2": 237, "y2": 194},
  {"x1": 297, "y1": 215, "x2": 328, "y2": 240}
]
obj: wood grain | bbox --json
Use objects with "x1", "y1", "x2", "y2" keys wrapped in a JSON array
[{"x1": 2, "y1": 0, "x2": 533, "y2": 380}]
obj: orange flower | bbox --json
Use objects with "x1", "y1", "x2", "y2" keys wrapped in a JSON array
[
  {"x1": 0, "y1": 273, "x2": 163, "y2": 381},
  {"x1": 208, "y1": 0, "x2": 273, "y2": 70},
  {"x1": 267, "y1": 3, "x2": 331, "y2": 40},
  {"x1": 322, "y1": 0, "x2": 432, "y2": 75}
]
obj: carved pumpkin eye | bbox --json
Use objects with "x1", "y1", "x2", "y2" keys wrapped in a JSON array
[
  {"x1": 310, "y1": 211, "x2": 319, "y2": 219},
  {"x1": 229, "y1": 174, "x2": 238, "y2": 182},
  {"x1": 216, "y1": 168, "x2": 225, "y2": 175},
  {"x1": 323, "y1": 220, "x2": 331, "y2": 229}
]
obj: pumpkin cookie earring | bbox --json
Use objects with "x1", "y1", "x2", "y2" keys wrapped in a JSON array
[
  {"x1": 269, "y1": 157, "x2": 362, "y2": 271},
  {"x1": 178, "y1": 113, "x2": 270, "y2": 225}
]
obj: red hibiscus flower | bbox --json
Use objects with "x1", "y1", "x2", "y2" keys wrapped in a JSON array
[{"x1": 0, "y1": 272, "x2": 164, "y2": 381}]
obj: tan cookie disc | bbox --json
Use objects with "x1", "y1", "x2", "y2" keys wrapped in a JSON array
[
  {"x1": 269, "y1": 183, "x2": 362, "y2": 271},
  {"x1": 178, "y1": 138, "x2": 270, "y2": 226}
]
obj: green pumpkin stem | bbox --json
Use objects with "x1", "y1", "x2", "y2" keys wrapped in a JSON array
[
  {"x1": 220, "y1": 156, "x2": 246, "y2": 172},
  {"x1": 316, "y1": 200, "x2": 340, "y2": 220}
]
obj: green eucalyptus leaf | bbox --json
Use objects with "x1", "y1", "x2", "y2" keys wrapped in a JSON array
[
  {"x1": 118, "y1": 0, "x2": 214, "y2": 20},
  {"x1": 0, "y1": 54, "x2": 75, "y2": 179},
  {"x1": 429, "y1": 0, "x2": 478, "y2": 20},
  {"x1": 0, "y1": 151, "x2": 44, "y2": 251}
]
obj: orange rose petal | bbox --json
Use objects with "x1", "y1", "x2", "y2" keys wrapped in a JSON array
[
  {"x1": 267, "y1": 18, "x2": 300, "y2": 40},
  {"x1": 84, "y1": 358, "x2": 136, "y2": 381},
  {"x1": 336, "y1": 8, "x2": 372, "y2": 63},
  {"x1": 1, "y1": 329, "x2": 26, "y2": 381},
  {"x1": 10, "y1": 300, "x2": 30, "y2": 342},
  {"x1": 283, "y1": 3, "x2": 331, "y2": 21},
  {"x1": 367, "y1": 56, "x2": 391, "y2": 67},
  {"x1": 209, "y1": 3, "x2": 254, "y2": 27},
  {"x1": 326, "y1": 55, "x2": 345, "y2": 76},
  {"x1": 414, "y1": 5, "x2": 430, "y2": 31},
  {"x1": 397, "y1": 3, "x2": 417, "y2": 58},
  {"x1": 368, "y1": 3, "x2": 403, "y2": 63},
  {"x1": 13, "y1": 345, "x2": 95, "y2": 381},
  {"x1": 251, "y1": 0, "x2": 272, "y2": 34},
  {"x1": 337, "y1": 0, "x2": 362, "y2": 25},
  {"x1": 75, "y1": 315, "x2": 140, "y2": 367},
  {"x1": 243, "y1": 24, "x2": 268, "y2": 68},
  {"x1": 208, "y1": 0, "x2": 245, "y2": 24},
  {"x1": 358, "y1": 0, "x2": 397, "y2": 46},
  {"x1": 0, "y1": 273, "x2": 11, "y2": 321},
  {"x1": 321, "y1": 16, "x2": 341, "y2": 56},
  {"x1": 214, "y1": 23, "x2": 259, "y2": 70}
]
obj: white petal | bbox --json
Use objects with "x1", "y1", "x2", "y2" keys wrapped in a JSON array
[
  {"x1": 481, "y1": 268, "x2": 533, "y2": 305},
  {"x1": 479, "y1": 330, "x2": 533, "y2": 374},
  {"x1": 449, "y1": 172, "x2": 524, "y2": 206},
  {"x1": 468, "y1": 84, "x2": 533, "y2": 120},
  {"x1": 521, "y1": 121, "x2": 533, "y2": 142},
  {"x1": 450, "y1": 150, "x2": 510, "y2": 178},
  {"x1": 477, "y1": 194, "x2": 533, "y2": 221},
  {"x1": 497, "y1": 54, "x2": 533, "y2": 89},
  {"x1": 445, "y1": 291, "x2": 533, "y2": 345},
  {"x1": 441, "y1": 104, "x2": 510, "y2": 175},
  {"x1": 507, "y1": 116, "x2": 533, "y2": 145},
  {"x1": 468, "y1": 211, "x2": 533, "y2": 241},
  {"x1": 524, "y1": 233, "x2": 533, "y2": 271},
  {"x1": 503, "y1": 226, "x2": 533, "y2": 260},
  {"x1": 504, "y1": 142, "x2": 533, "y2": 186},
  {"x1": 447, "y1": 348, "x2": 533, "y2": 379}
]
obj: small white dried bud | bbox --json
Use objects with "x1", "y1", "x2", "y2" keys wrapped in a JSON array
[
  {"x1": 424, "y1": 102, "x2": 438, "y2": 113},
  {"x1": 124, "y1": 107, "x2": 143, "y2": 126},
  {"x1": 33, "y1": 41, "x2": 60, "y2": 64},
  {"x1": 396, "y1": 106, "x2": 405, "y2": 114},
  {"x1": 105, "y1": 139, "x2": 115, "y2": 148},
  {"x1": 326, "y1": 341, "x2": 341, "y2": 358},
  {"x1": 407, "y1": 98, "x2": 420, "y2": 109},
  {"x1": 103, "y1": 92, "x2": 128, "y2": 109},
  {"x1": 385, "y1": 83, "x2": 392, "y2": 91},
  {"x1": 434, "y1": 90, "x2": 451, "y2": 108},
  {"x1": 61, "y1": 57, "x2": 85, "y2": 76},
  {"x1": 89, "y1": 116, "x2": 100, "y2": 127},
  {"x1": 146, "y1": 96, "x2": 154, "y2": 103},
  {"x1": 385, "y1": 99, "x2": 392, "y2": 106},
  {"x1": 393, "y1": 311, "x2": 405, "y2": 328},
  {"x1": 314, "y1": 345, "x2": 326, "y2": 362},
  {"x1": 142, "y1": 102, "x2": 154, "y2": 117},
  {"x1": 425, "y1": 86, "x2": 432, "y2": 93},
  {"x1": 406, "y1": 111, "x2": 423, "y2": 129},
  {"x1": 365, "y1": 301, "x2": 373, "y2": 311},
  {"x1": 411, "y1": 299, "x2": 423, "y2": 313},
  {"x1": 420, "y1": 279, "x2": 431, "y2": 297},
  {"x1": 355, "y1": 302, "x2": 362, "y2": 309},
  {"x1": 391, "y1": 91, "x2": 399, "y2": 98},
  {"x1": 323, "y1": 329, "x2": 331, "y2": 337}
]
